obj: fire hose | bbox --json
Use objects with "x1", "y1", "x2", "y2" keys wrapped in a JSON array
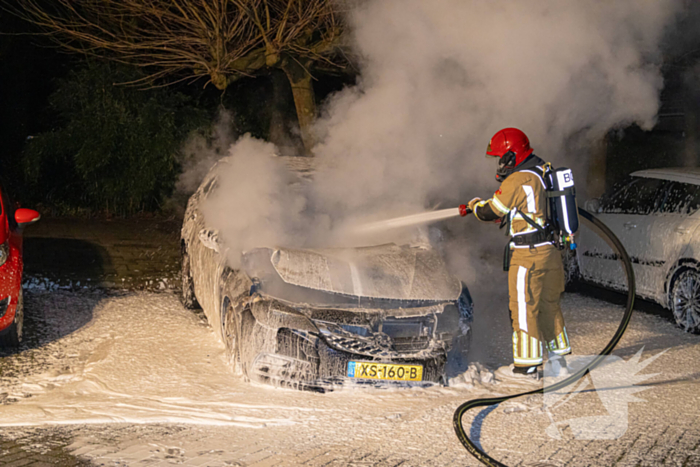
[{"x1": 453, "y1": 207, "x2": 636, "y2": 467}]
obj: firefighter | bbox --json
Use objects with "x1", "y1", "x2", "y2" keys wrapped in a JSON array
[{"x1": 459, "y1": 128, "x2": 571, "y2": 377}]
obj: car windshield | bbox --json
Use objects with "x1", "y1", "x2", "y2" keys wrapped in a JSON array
[{"x1": 242, "y1": 244, "x2": 462, "y2": 308}]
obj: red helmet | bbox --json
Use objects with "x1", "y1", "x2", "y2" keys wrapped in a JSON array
[{"x1": 486, "y1": 128, "x2": 534, "y2": 167}]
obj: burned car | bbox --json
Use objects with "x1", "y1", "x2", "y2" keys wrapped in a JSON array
[{"x1": 180, "y1": 164, "x2": 473, "y2": 390}]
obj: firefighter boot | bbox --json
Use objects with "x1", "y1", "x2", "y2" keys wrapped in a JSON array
[{"x1": 511, "y1": 364, "x2": 541, "y2": 380}]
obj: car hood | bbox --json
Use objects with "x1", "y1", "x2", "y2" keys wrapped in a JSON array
[{"x1": 242, "y1": 243, "x2": 461, "y2": 304}]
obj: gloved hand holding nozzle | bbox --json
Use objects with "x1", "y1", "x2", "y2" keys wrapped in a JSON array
[{"x1": 459, "y1": 197, "x2": 481, "y2": 216}]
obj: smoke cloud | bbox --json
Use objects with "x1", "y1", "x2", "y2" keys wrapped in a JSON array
[
  {"x1": 199, "y1": 0, "x2": 681, "y2": 267},
  {"x1": 312, "y1": 0, "x2": 681, "y2": 217},
  {"x1": 199, "y1": 135, "x2": 313, "y2": 268},
  {"x1": 177, "y1": 111, "x2": 238, "y2": 195}
]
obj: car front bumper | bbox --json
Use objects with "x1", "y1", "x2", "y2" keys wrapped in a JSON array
[{"x1": 248, "y1": 331, "x2": 447, "y2": 391}]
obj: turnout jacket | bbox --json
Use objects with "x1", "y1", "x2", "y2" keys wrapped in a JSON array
[{"x1": 473, "y1": 155, "x2": 554, "y2": 249}]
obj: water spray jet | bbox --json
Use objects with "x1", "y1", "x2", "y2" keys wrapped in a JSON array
[{"x1": 352, "y1": 207, "x2": 468, "y2": 235}]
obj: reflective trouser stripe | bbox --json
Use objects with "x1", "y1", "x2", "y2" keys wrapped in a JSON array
[
  {"x1": 513, "y1": 330, "x2": 543, "y2": 366},
  {"x1": 517, "y1": 266, "x2": 528, "y2": 333},
  {"x1": 547, "y1": 328, "x2": 572, "y2": 356}
]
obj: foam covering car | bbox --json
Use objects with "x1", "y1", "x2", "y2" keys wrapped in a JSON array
[
  {"x1": 0, "y1": 180, "x2": 40, "y2": 347},
  {"x1": 180, "y1": 161, "x2": 473, "y2": 390},
  {"x1": 579, "y1": 168, "x2": 700, "y2": 333}
]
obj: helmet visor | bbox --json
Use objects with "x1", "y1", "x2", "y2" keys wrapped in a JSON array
[{"x1": 485, "y1": 141, "x2": 501, "y2": 158}]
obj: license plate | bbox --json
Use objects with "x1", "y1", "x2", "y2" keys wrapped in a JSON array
[{"x1": 347, "y1": 361, "x2": 423, "y2": 381}]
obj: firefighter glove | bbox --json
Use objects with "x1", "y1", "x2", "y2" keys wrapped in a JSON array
[{"x1": 467, "y1": 197, "x2": 482, "y2": 212}]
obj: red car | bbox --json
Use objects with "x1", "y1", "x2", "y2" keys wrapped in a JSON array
[{"x1": 0, "y1": 182, "x2": 40, "y2": 347}]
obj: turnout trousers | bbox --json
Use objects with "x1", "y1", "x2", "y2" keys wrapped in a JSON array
[{"x1": 508, "y1": 244, "x2": 571, "y2": 367}]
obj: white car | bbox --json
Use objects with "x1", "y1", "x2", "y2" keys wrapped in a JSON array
[{"x1": 578, "y1": 167, "x2": 700, "y2": 333}]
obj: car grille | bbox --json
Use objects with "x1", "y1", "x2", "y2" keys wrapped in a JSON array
[
  {"x1": 315, "y1": 314, "x2": 438, "y2": 357},
  {"x1": 320, "y1": 328, "x2": 394, "y2": 358}
]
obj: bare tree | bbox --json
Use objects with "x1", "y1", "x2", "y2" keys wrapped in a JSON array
[{"x1": 8, "y1": 0, "x2": 348, "y2": 152}]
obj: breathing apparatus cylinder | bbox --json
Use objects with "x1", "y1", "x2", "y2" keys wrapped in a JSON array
[{"x1": 545, "y1": 166, "x2": 579, "y2": 250}]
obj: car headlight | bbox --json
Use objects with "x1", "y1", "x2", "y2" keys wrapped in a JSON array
[{"x1": 0, "y1": 241, "x2": 8, "y2": 268}]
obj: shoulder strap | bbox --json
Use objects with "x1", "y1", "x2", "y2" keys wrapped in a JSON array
[
  {"x1": 542, "y1": 162, "x2": 554, "y2": 190},
  {"x1": 503, "y1": 208, "x2": 548, "y2": 238},
  {"x1": 515, "y1": 209, "x2": 548, "y2": 236}
]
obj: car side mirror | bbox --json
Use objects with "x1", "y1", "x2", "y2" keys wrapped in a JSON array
[
  {"x1": 15, "y1": 208, "x2": 41, "y2": 227},
  {"x1": 198, "y1": 229, "x2": 220, "y2": 253},
  {"x1": 584, "y1": 198, "x2": 601, "y2": 213}
]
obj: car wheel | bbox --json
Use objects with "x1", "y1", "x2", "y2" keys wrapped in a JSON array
[
  {"x1": 0, "y1": 289, "x2": 23, "y2": 347},
  {"x1": 221, "y1": 301, "x2": 239, "y2": 365},
  {"x1": 180, "y1": 242, "x2": 199, "y2": 309},
  {"x1": 15, "y1": 289, "x2": 23, "y2": 343},
  {"x1": 237, "y1": 308, "x2": 257, "y2": 380},
  {"x1": 221, "y1": 301, "x2": 258, "y2": 377},
  {"x1": 670, "y1": 269, "x2": 700, "y2": 334}
]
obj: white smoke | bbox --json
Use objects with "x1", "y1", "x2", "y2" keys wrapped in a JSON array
[
  {"x1": 199, "y1": 135, "x2": 312, "y2": 267},
  {"x1": 197, "y1": 0, "x2": 682, "y2": 274},
  {"x1": 176, "y1": 111, "x2": 238, "y2": 195},
  {"x1": 311, "y1": 0, "x2": 681, "y2": 218}
]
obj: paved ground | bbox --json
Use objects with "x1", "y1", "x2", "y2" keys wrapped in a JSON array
[
  {"x1": 22, "y1": 217, "x2": 181, "y2": 293},
  {"x1": 0, "y1": 429, "x2": 90, "y2": 467}
]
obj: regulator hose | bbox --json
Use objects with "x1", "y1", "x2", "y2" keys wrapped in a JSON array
[{"x1": 453, "y1": 208, "x2": 636, "y2": 467}]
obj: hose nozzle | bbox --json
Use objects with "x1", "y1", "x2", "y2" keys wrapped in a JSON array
[{"x1": 459, "y1": 204, "x2": 473, "y2": 217}]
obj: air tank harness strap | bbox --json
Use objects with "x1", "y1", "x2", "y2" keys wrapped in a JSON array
[{"x1": 502, "y1": 209, "x2": 554, "y2": 272}]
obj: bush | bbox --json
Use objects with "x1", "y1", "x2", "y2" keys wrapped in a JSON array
[{"x1": 23, "y1": 62, "x2": 208, "y2": 216}]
